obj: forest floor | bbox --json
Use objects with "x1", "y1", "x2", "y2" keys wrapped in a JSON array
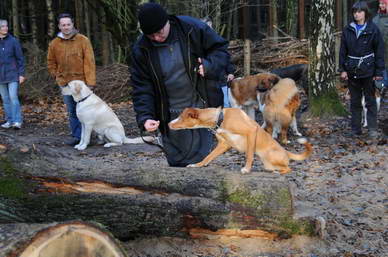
[{"x1": 0, "y1": 91, "x2": 387, "y2": 257}]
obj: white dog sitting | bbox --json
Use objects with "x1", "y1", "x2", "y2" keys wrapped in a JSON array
[{"x1": 63, "y1": 80, "x2": 153, "y2": 150}]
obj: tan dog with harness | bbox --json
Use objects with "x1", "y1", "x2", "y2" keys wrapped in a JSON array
[{"x1": 168, "y1": 107, "x2": 312, "y2": 174}]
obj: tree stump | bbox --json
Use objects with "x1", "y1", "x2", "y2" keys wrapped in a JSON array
[{"x1": 0, "y1": 221, "x2": 127, "y2": 257}]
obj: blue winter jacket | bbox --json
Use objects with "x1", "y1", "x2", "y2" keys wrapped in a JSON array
[{"x1": 0, "y1": 34, "x2": 25, "y2": 83}]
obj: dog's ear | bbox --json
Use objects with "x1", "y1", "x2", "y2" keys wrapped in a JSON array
[
  {"x1": 269, "y1": 74, "x2": 280, "y2": 85},
  {"x1": 186, "y1": 108, "x2": 199, "y2": 119},
  {"x1": 74, "y1": 82, "x2": 82, "y2": 94}
]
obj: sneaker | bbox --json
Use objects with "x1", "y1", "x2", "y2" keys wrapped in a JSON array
[
  {"x1": 1, "y1": 122, "x2": 12, "y2": 129},
  {"x1": 12, "y1": 122, "x2": 22, "y2": 129},
  {"x1": 64, "y1": 137, "x2": 80, "y2": 146}
]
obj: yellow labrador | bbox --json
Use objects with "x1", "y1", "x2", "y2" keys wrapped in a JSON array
[{"x1": 64, "y1": 80, "x2": 153, "y2": 150}]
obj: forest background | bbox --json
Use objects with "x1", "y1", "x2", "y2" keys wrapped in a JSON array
[{"x1": 0, "y1": 0, "x2": 380, "y2": 111}]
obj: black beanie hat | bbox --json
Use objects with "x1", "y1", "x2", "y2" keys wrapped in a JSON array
[{"x1": 138, "y1": 3, "x2": 168, "y2": 35}]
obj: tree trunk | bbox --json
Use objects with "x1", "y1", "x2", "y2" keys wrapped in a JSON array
[
  {"x1": 0, "y1": 221, "x2": 127, "y2": 257},
  {"x1": 100, "y1": 7, "x2": 110, "y2": 66},
  {"x1": 11, "y1": 0, "x2": 19, "y2": 37},
  {"x1": 243, "y1": 39, "x2": 251, "y2": 76},
  {"x1": 83, "y1": 0, "x2": 91, "y2": 39},
  {"x1": 269, "y1": 0, "x2": 278, "y2": 39},
  {"x1": 308, "y1": 0, "x2": 346, "y2": 117},
  {"x1": 286, "y1": 0, "x2": 297, "y2": 37},
  {"x1": 343, "y1": 0, "x2": 348, "y2": 27},
  {"x1": 226, "y1": 0, "x2": 234, "y2": 40},
  {"x1": 75, "y1": 0, "x2": 84, "y2": 33},
  {"x1": 298, "y1": 0, "x2": 305, "y2": 39},
  {"x1": 45, "y1": 0, "x2": 55, "y2": 39},
  {"x1": 0, "y1": 143, "x2": 316, "y2": 241},
  {"x1": 28, "y1": 1, "x2": 38, "y2": 45}
]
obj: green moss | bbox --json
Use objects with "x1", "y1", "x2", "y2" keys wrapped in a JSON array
[
  {"x1": 0, "y1": 177, "x2": 25, "y2": 198},
  {"x1": 0, "y1": 157, "x2": 26, "y2": 199},
  {"x1": 275, "y1": 188, "x2": 292, "y2": 208},
  {"x1": 0, "y1": 156, "x2": 16, "y2": 175},
  {"x1": 279, "y1": 216, "x2": 315, "y2": 236},
  {"x1": 227, "y1": 189, "x2": 267, "y2": 210},
  {"x1": 309, "y1": 90, "x2": 347, "y2": 118}
]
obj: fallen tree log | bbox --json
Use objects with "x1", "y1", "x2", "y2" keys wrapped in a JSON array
[
  {"x1": 0, "y1": 138, "x2": 315, "y2": 241},
  {"x1": 0, "y1": 221, "x2": 127, "y2": 257}
]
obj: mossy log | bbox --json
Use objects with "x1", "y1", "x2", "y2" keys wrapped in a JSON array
[
  {"x1": 0, "y1": 221, "x2": 127, "y2": 257},
  {"x1": 0, "y1": 141, "x2": 315, "y2": 240}
]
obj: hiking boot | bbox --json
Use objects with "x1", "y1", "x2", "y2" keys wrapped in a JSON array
[
  {"x1": 345, "y1": 130, "x2": 362, "y2": 138},
  {"x1": 1, "y1": 122, "x2": 12, "y2": 129},
  {"x1": 368, "y1": 130, "x2": 379, "y2": 139},
  {"x1": 64, "y1": 137, "x2": 80, "y2": 146},
  {"x1": 12, "y1": 122, "x2": 22, "y2": 129}
]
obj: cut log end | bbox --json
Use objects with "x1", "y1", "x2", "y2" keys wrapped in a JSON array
[{"x1": 4, "y1": 222, "x2": 126, "y2": 257}]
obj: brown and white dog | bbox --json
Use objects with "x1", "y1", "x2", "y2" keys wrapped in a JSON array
[
  {"x1": 258, "y1": 77, "x2": 302, "y2": 144},
  {"x1": 168, "y1": 107, "x2": 312, "y2": 174},
  {"x1": 228, "y1": 73, "x2": 280, "y2": 120}
]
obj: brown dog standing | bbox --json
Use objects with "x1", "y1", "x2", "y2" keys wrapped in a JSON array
[
  {"x1": 258, "y1": 78, "x2": 302, "y2": 144},
  {"x1": 168, "y1": 107, "x2": 312, "y2": 174},
  {"x1": 228, "y1": 73, "x2": 280, "y2": 120}
]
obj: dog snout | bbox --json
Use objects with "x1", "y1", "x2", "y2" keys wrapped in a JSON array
[{"x1": 168, "y1": 117, "x2": 180, "y2": 129}]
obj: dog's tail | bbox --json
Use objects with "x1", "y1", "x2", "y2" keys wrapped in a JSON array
[
  {"x1": 286, "y1": 138, "x2": 313, "y2": 161},
  {"x1": 124, "y1": 136, "x2": 154, "y2": 144}
]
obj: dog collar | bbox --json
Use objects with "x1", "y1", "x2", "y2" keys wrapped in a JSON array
[
  {"x1": 77, "y1": 94, "x2": 92, "y2": 103},
  {"x1": 216, "y1": 109, "x2": 224, "y2": 129}
]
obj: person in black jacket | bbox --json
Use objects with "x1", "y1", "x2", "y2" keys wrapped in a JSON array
[
  {"x1": 130, "y1": 3, "x2": 229, "y2": 167},
  {"x1": 339, "y1": 1, "x2": 384, "y2": 138},
  {"x1": 201, "y1": 16, "x2": 235, "y2": 107}
]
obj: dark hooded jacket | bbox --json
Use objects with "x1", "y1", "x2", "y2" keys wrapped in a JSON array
[
  {"x1": 373, "y1": 13, "x2": 388, "y2": 68},
  {"x1": 130, "y1": 15, "x2": 229, "y2": 134},
  {"x1": 0, "y1": 34, "x2": 25, "y2": 84},
  {"x1": 339, "y1": 21, "x2": 385, "y2": 79}
]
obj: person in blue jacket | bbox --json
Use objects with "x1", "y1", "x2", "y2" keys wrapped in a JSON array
[
  {"x1": 131, "y1": 3, "x2": 229, "y2": 167},
  {"x1": 339, "y1": 1, "x2": 384, "y2": 139},
  {"x1": 0, "y1": 19, "x2": 25, "y2": 129}
]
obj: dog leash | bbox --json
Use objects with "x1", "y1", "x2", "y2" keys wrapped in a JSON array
[{"x1": 140, "y1": 130, "x2": 167, "y2": 155}]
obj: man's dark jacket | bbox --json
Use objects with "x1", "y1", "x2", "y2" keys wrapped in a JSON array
[
  {"x1": 339, "y1": 21, "x2": 385, "y2": 79},
  {"x1": 130, "y1": 15, "x2": 229, "y2": 134},
  {"x1": 0, "y1": 34, "x2": 25, "y2": 84}
]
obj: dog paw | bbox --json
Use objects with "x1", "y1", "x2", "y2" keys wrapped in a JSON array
[
  {"x1": 295, "y1": 132, "x2": 302, "y2": 136},
  {"x1": 240, "y1": 167, "x2": 251, "y2": 174},
  {"x1": 75, "y1": 145, "x2": 87, "y2": 151}
]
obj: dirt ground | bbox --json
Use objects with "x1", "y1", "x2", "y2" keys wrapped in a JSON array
[{"x1": 0, "y1": 93, "x2": 387, "y2": 256}]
